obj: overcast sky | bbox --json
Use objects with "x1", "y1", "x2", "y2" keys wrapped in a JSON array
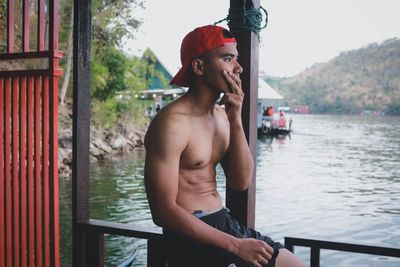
[{"x1": 124, "y1": 0, "x2": 400, "y2": 77}]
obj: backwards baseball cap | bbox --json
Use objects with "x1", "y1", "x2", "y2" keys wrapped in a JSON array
[{"x1": 170, "y1": 25, "x2": 236, "y2": 87}]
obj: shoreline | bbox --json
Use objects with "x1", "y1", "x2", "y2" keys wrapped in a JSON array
[{"x1": 58, "y1": 123, "x2": 147, "y2": 177}]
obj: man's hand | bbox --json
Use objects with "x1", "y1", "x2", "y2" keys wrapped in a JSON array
[
  {"x1": 221, "y1": 70, "x2": 244, "y2": 124},
  {"x1": 233, "y1": 238, "x2": 274, "y2": 267}
]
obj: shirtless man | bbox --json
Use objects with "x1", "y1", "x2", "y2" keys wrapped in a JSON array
[{"x1": 144, "y1": 25, "x2": 305, "y2": 267}]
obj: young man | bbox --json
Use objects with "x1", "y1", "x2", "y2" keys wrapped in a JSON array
[{"x1": 144, "y1": 25, "x2": 305, "y2": 267}]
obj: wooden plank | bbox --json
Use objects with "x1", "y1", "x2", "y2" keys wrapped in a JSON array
[
  {"x1": 82, "y1": 220, "x2": 163, "y2": 240},
  {"x1": 7, "y1": 0, "x2": 14, "y2": 53},
  {"x1": 22, "y1": 0, "x2": 30, "y2": 52},
  {"x1": 0, "y1": 77, "x2": 5, "y2": 267},
  {"x1": 12, "y1": 77, "x2": 20, "y2": 267},
  {"x1": 0, "y1": 69, "x2": 63, "y2": 78},
  {"x1": 0, "y1": 51, "x2": 59, "y2": 60},
  {"x1": 49, "y1": 75, "x2": 60, "y2": 267},
  {"x1": 42, "y1": 76, "x2": 50, "y2": 267},
  {"x1": 49, "y1": 0, "x2": 59, "y2": 51},
  {"x1": 48, "y1": 1, "x2": 61, "y2": 263},
  {"x1": 19, "y1": 76, "x2": 28, "y2": 267},
  {"x1": 27, "y1": 76, "x2": 35, "y2": 266},
  {"x1": 5, "y1": 77, "x2": 12, "y2": 267},
  {"x1": 38, "y1": 0, "x2": 45, "y2": 50},
  {"x1": 34, "y1": 75, "x2": 42, "y2": 267},
  {"x1": 226, "y1": 0, "x2": 260, "y2": 228}
]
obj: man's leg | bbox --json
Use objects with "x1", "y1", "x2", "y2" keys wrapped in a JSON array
[{"x1": 275, "y1": 248, "x2": 307, "y2": 267}]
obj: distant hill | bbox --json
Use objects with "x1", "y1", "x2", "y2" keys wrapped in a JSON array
[{"x1": 262, "y1": 38, "x2": 400, "y2": 114}]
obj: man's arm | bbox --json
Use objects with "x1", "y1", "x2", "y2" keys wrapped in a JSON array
[
  {"x1": 144, "y1": 115, "x2": 271, "y2": 267},
  {"x1": 220, "y1": 70, "x2": 254, "y2": 191}
]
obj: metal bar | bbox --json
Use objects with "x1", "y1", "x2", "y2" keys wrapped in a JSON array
[
  {"x1": 0, "y1": 77, "x2": 5, "y2": 267},
  {"x1": 34, "y1": 75, "x2": 42, "y2": 267},
  {"x1": 7, "y1": 0, "x2": 14, "y2": 53},
  {"x1": 19, "y1": 76, "x2": 28, "y2": 267},
  {"x1": 86, "y1": 231, "x2": 104, "y2": 267},
  {"x1": 82, "y1": 220, "x2": 163, "y2": 240},
  {"x1": 27, "y1": 76, "x2": 35, "y2": 266},
  {"x1": 285, "y1": 237, "x2": 400, "y2": 258},
  {"x1": 42, "y1": 76, "x2": 50, "y2": 267},
  {"x1": 0, "y1": 69, "x2": 63, "y2": 78},
  {"x1": 73, "y1": 0, "x2": 92, "y2": 265},
  {"x1": 12, "y1": 76, "x2": 20, "y2": 267},
  {"x1": 22, "y1": 0, "x2": 30, "y2": 52},
  {"x1": 5, "y1": 77, "x2": 12, "y2": 267},
  {"x1": 310, "y1": 247, "x2": 320, "y2": 267},
  {"x1": 226, "y1": 0, "x2": 259, "y2": 228},
  {"x1": 49, "y1": 75, "x2": 60, "y2": 267},
  {"x1": 38, "y1": 0, "x2": 45, "y2": 51},
  {"x1": 284, "y1": 237, "x2": 294, "y2": 252}
]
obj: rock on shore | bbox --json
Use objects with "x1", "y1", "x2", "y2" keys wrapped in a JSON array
[{"x1": 58, "y1": 126, "x2": 146, "y2": 177}]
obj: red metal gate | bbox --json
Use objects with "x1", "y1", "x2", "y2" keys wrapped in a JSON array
[{"x1": 1, "y1": 0, "x2": 62, "y2": 266}]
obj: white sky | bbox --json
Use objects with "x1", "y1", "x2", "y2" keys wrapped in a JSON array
[{"x1": 124, "y1": 0, "x2": 400, "y2": 77}]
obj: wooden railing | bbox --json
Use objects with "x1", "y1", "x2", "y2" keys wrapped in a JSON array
[
  {"x1": 285, "y1": 237, "x2": 400, "y2": 267},
  {"x1": 80, "y1": 220, "x2": 166, "y2": 267}
]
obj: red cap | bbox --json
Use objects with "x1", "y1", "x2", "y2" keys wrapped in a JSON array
[{"x1": 170, "y1": 25, "x2": 236, "y2": 87}]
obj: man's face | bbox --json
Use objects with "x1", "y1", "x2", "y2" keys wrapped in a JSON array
[{"x1": 200, "y1": 43, "x2": 243, "y2": 94}]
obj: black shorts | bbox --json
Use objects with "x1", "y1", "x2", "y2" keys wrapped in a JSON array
[{"x1": 163, "y1": 208, "x2": 285, "y2": 267}]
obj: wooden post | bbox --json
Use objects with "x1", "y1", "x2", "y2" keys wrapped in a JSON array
[
  {"x1": 226, "y1": 0, "x2": 260, "y2": 229},
  {"x1": 72, "y1": 0, "x2": 93, "y2": 266}
]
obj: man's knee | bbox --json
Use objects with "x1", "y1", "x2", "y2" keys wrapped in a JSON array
[{"x1": 275, "y1": 248, "x2": 307, "y2": 267}]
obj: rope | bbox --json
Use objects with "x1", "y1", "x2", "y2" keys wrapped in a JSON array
[{"x1": 214, "y1": 0, "x2": 268, "y2": 40}]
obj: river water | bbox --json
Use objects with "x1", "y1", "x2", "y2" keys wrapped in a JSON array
[{"x1": 59, "y1": 114, "x2": 400, "y2": 266}]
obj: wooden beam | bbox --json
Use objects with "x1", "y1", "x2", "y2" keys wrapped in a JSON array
[
  {"x1": 226, "y1": 0, "x2": 260, "y2": 229},
  {"x1": 72, "y1": 0, "x2": 92, "y2": 266}
]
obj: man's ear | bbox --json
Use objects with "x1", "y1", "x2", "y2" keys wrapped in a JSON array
[{"x1": 192, "y1": 58, "x2": 204, "y2": 76}]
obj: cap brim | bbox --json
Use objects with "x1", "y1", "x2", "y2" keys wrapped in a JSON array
[{"x1": 170, "y1": 64, "x2": 190, "y2": 87}]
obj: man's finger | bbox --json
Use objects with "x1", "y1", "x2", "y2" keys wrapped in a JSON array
[{"x1": 223, "y1": 71, "x2": 240, "y2": 93}]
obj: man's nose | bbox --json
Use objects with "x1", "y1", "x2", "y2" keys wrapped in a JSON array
[{"x1": 234, "y1": 61, "x2": 243, "y2": 74}]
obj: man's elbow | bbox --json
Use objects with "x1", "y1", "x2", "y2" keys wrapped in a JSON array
[
  {"x1": 150, "y1": 205, "x2": 176, "y2": 228},
  {"x1": 228, "y1": 177, "x2": 252, "y2": 191},
  {"x1": 150, "y1": 210, "x2": 167, "y2": 227},
  {"x1": 152, "y1": 216, "x2": 164, "y2": 227}
]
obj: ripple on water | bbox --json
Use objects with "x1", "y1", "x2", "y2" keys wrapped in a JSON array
[{"x1": 58, "y1": 115, "x2": 400, "y2": 267}]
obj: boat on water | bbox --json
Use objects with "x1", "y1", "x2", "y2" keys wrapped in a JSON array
[
  {"x1": 257, "y1": 115, "x2": 292, "y2": 137},
  {"x1": 258, "y1": 125, "x2": 292, "y2": 137}
]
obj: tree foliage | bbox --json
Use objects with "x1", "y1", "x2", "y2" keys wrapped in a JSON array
[{"x1": 91, "y1": 0, "x2": 144, "y2": 54}]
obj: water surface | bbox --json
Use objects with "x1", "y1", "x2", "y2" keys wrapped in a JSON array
[{"x1": 60, "y1": 115, "x2": 400, "y2": 266}]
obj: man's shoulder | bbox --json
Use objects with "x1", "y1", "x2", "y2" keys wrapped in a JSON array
[
  {"x1": 153, "y1": 103, "x2": 191, "y2": 126},
  {"x1": 144, "y1": 104, "x2": 191, "y2": 146}
]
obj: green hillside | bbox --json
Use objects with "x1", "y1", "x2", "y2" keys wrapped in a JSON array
[{"x1": 263, "y1": 38, "x2": 400, "y2": 115}]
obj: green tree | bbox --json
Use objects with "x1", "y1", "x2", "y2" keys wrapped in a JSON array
[{"x1": 93, "y1": 48, "x2": 128, "y2": 101}]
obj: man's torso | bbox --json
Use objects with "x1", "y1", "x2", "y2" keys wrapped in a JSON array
[{"x1": 160, "y1": 99, "x2": 230, "y2": 213}]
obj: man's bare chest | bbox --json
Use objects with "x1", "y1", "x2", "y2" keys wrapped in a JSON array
[{"x1": 180, "y1": 122, "x2": 229, "y2": 169}]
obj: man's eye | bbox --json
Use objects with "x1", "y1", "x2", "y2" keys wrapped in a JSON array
[{"x1": 224, "y1": 57, "x2": 233, "y2": 62}]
